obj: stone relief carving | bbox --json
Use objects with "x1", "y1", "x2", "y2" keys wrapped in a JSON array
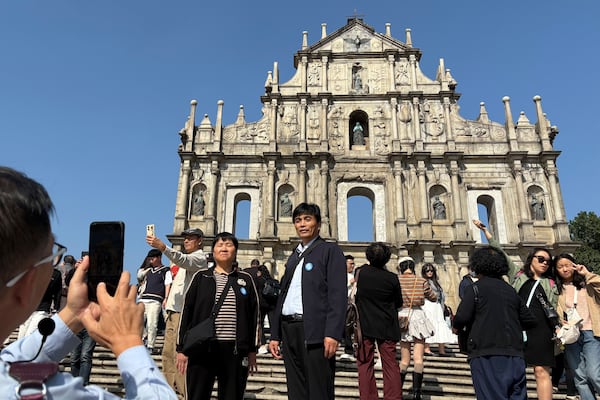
[
  {"x1": 368, "y1": 66, "x2": 385, "y2": 94},
  {"x1": 398, "y1": 101, "x2": 412, "y2": 124},
  {"x1": 490, "y1": 125, "x2": 507, "y2": 140},
  {"x1": 530, "y1": 194, "x2": 546, "y2": 220},
  {"x1": 236, "y1": 121, "x2": 270, "y2": 143},
  {"x1": 192, "y1": 189, "x2": 205, "y2": 216},
  {"x1": 343, "y1": 29, "x2": 371, "y2": 52},
  {"x1": 373, "y1": 105, "x2": 390, "y2": 155},
  {"x1": 279, "y1": 105, "x2": 299, "y2": 140},
  {"x1": 419, "y1": 100, "x2": 445, "y2": 137},
  {"x1": 222, "y1": 126, "x2": 236, "y2": 142},
  {"x1": 330, "y1": 64, "x2": 345, "y2": 92},
  {"x1": 329, "y1": 121, "x2": 344, "y2": 153},
  {"x1": 279, "y1": 193, "x2": 293, "y2": 217},
  {"x1": 307, "y1": 62, "x2": 321, "y2": 86},
  {"x1": 395, "y1": 61, "x2": 410, "y2": 86},
  {"x1": 278, "y1": 169, "x2": 289, "y2": 184}
]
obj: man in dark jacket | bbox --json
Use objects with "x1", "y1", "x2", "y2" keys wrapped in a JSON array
[{"x1": 269, "y1": 203, "x2": 347, "y2": 400}]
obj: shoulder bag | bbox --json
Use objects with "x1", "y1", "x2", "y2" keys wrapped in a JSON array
[
  {"x1": 182, "y1": 277, "x2": 232, "y2": 356},
  {"x1": 557, "y1": 288, "x2": 582, "y2": 345}
]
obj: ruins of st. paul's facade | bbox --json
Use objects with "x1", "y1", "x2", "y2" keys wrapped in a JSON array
[{"x1": 169, "y1": 18, "x2": 576, "y2": 308}]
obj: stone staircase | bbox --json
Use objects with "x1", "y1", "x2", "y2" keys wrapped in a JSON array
[{"x1": 3, "y1": 331, "x2": 577, "y2": 399}]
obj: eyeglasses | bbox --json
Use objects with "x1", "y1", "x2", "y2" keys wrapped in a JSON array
[
  {"x1": 534, "y1": 255, "x2": 550, "y2": 264},
  {"x1": 425, "y1": 269, "x2": 434, "y2": 273},
  {"x1": 5, "y1": 242, "x2": 67, "y2": 288}
]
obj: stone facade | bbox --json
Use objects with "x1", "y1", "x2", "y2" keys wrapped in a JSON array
[{"x1": 169, "y1": 18, "x2": 576, "y2": 308}]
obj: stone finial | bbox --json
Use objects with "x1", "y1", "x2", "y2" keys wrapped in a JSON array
[
  {"x1": 235, "y1": 105, "x2": 245, "y2": 125},
  {"x1": 516, "y1": 111, "x2": 530, "y2": 125},
  {"x1": 265, "y1": 71, "x2": 273, "y2": 92},
  {"x1": 385, "y1": 23, "x2": 391, "y2": 37},
  {"x1": 200, "y1": 113, "x2": 212, "y2": 128},
  {"x1": 446, "y1": 69, "x2": 457, "y2": 89},
  {"x1": 405, "y1": 28, "x2": 412, "y2": 47},
  {"x1": 436, "y1": 58, "x2": 445, "y2": 82},
  {"x1": 477, "y1": 102, "x2": 490, "y2": 123},
  {"x1": 302, "y1": 31, "x2": 308, "y2": 50},
  {"x1": 321, "y1": 23, "x2": 327, "y2": 39},
  {"x1": 190, "y1": 99, "x2": 197, "y2": 106}
]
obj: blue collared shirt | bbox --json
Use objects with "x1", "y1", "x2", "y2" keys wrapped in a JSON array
[
  {"x1": 281, "y1": 237, "x2": 319, "y2": 316},
  {"x1": 0, "y1": 315, "x2": 176, "y2": 399}
]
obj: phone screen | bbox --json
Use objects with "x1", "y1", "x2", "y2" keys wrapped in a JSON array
[{"x1": 88, "y1": 221, "x2": 125, "y2": 301}]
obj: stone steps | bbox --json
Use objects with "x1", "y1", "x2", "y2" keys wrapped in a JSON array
[{"x1": 3, "y1": 331, "x2": 576, "y2": 399}]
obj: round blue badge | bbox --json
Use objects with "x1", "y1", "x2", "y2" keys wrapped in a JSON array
[
  {"x1": 240, "y1": 287, "x2": 248, "y2": 296},
  {"x1": 305, "y1": 262, "x2": 314, "y2": 271}
]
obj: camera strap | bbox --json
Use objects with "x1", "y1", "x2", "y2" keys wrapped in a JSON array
[{"x1": 9, "y1": 361, "x2": 59, "y2": 400}]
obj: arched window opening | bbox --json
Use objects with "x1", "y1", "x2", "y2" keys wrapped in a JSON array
[
  {"x1": 233, "y1": 193, "x2": 251, "y2": 239},
  {"x1": 476, "y1": 195, "x2": 496, "y2": 242},
  {"x1": 347, "y1": 188, "x2": 374, "y2": 242}
]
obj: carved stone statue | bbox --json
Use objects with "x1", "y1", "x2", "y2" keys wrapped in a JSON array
[
  {"x1": 280, "y1": 193, "x2": 293, "y2": 217},
  {"x1": 432, "y1": 196, "x2": 446, "y2": 219},
  {"x1": 352, "y1": 122, "x2": 365, "y2": 145},
  {"x1": 192, "y1": 190, "x2": 205, "y2": 216},
  {"x1": 530, "y1": 194, "x2": 545, "y2": 220}
]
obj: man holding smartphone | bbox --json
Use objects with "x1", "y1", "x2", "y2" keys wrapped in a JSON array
[
  {"x1": 0, "y1": 166, "x2": 176, "y2": 398},
  {"x1": 146, "y1": 227, "x2": 208, "y2": 398}
]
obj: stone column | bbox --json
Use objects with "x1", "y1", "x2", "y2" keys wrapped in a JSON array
[
  {"x1": 449, "y1": 160, "x2": 467, "y2": 239},
  {"x1": 546, "y1": 161, "x2": 564, "y2": 222},
  {"x1": 321, "y1": 55, "x2": 328, "y2": 92},
  {"x1": 205, "y1": 159, "x2": 220, "y2": 236},
  {"x1": 393, "y1": 161, "x2": 407, "y2": 242},
  {"x1": 388, "y1": 54, "x2": 395, "y2": 91},
  {"x1": 409, "y1": 54, "x2": 418, "y2": 91},
  {"x1": 320, "y1": 159, "x2": 330, "y2": 237},
  {"x1": 264, "y1": 160, "x2": 276, "y2": 237},
  {"x1": 270, "y1": 99, "x2": 278, "y2": 151},
  {"x1": 390, "y1": 98, "x2": 400, "y2": 152},
  {"x1": 298, "y1": 160, "x2": 307, "y2": 203},
  {"x1": 417, "y1": 160, "x2": 429, "y2": 221},
  {"x1": 411, "y1": 97, "x2": 420, "y2": 144},
  {"x1": 512, "y1": 161, "x2": 534, "y2": 241},
  {"x1": 173, "y1": 159, "x2": 191, "y2": 234},
  {"x1": 443, "y1": 97, "x2": 455, "y2": 150},
  {"x1": 299, "y1": 98, "x2": 307, "y2": 150},
  {"x1": 300, "y1": 56, "x2": 308, "y2": 93},
  {"x1": 320, "y1": 98, "x2": 329, "y2": 150}
]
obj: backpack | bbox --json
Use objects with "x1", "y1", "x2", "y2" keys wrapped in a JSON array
[{"x1": 262, "y1": 277, "x2": 281, "y2": 304}]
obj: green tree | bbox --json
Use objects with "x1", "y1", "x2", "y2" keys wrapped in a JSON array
[{"x1": 569, "y1": 211, "x2": 600, "y2": 274}]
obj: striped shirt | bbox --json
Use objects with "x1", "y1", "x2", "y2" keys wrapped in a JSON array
[
  {"x1": 214, "y1": 272, "x2": 237, "y2": 341},
  {"x1": 398, "y1": 274, "x2": 436, "y2": 307}
]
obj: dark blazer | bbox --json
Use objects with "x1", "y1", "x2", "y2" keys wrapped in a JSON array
[
  {"x1": 356, "y1": 265, "x2": 403, "y2": 341},
  {"x1": 271, "y1": 237, "x2": 347, "y2": 344},
  {"x1": 453, "y1": 276, "x2": 537, "y2": 359},
  {"x1": 177, "y1": 267, "x2": 259, "y2": 355}
]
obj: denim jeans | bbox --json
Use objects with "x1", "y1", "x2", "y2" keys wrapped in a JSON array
[
  {"x1": 70, "y1": 329, "x2": 97, "y2": 385},
  {"x1": 564, "y1": 330, "x2": 600, "y2": 400}
]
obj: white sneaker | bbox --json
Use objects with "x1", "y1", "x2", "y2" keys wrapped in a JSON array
[
  {"x1": 340, "y1": 353, "x2": 355, "y2": 361},
  {"x1": 258, "y1": 345, "x2": 268, "y2": 354}
]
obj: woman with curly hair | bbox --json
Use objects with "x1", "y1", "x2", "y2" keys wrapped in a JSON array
[
  {"x1": 453, "y1": 246, "x2": 536, "y2": 400},
  {"x1": 396, "y1": 256, "x2": 436, "y2": 400},
  {"x1": 473, "y1": 220, "x2": 558, "y2": 400},
  {"x1": 553, "y1": 253, "x2": 600, "y2": 400}
]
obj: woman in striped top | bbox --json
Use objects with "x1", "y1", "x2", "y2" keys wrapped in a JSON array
[
  {"x1": 397, "y1": 256, "x2": 437, "y2": 400},
  {"x1": 177, "y1": 232, "x2": 260, "y2": 400}
]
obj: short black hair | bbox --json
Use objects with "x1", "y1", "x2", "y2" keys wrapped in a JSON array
[
  {"x1": 292, "y1": 203, "x2": 321, "y2": 223},
  {"x1": 345, "y1": 255, "x2": 354, "y2": 260},
  {"x1": 0, "y1": 167, "x2": 54, "y2": 284},
  {"x1": 469, "y1": 246, "x2": 508, "y2": 278},
  {"x1": 63, "y1": 255, "x2": 76, "y2": 265},
  {"x1": 365, "y1": 242, "x2": 391, "y2": 268},
  {"x1": 398, "y1": 259, "x2": 415, "y2": 274},
  {"x1": 211, "y1": 232, "x2": 239, "y2": 251}
]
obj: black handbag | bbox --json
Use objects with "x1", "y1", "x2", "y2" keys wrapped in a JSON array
[
  {"x1": 535, "y1": 291, "x2": 559, "y2": 325},
  {"x1": 182, "y1": 278, "x2": 232, "y2": 356}
]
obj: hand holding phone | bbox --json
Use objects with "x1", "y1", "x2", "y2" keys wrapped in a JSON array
[{"x1": 88, "y1": 221, "x2": 125, "y2": 301}]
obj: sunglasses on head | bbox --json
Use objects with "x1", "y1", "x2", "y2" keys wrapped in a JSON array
[{"x1": 534, "y1": 255, "x2": 550, "y2": 264}]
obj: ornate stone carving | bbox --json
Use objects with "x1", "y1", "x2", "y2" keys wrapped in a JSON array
[
  {"x1": 419, "y1": 100, "x2": 445, "y2": 137},
  {"x1": 308, "y1": 106, "x2": 320, "y2": 139},
  {"x1": 307, "y1": 62, "x2": 321, "y2": 87},
  {"x1": 279, "y1": 105, "x2": 299, "y2": 141},
  {"x1": 395, "y1": 61, "x2": 410, "y2": 86}
]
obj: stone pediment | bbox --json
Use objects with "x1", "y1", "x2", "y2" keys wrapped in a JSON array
[{"x1": 303, "y1": 18, "x2": 411, "y2": 56}]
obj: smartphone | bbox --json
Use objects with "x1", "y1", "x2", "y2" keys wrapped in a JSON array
[
  {"x1": 88, "y1": 221, "x2": 125, "y2": 301},
  {"x1": 146, "y1": 224, "x2": 155, "y2": 237}
]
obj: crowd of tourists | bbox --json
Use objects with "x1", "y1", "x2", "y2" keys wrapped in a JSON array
[{"x1": 2, "y1": 165, "x2": 599, "y2": 400}]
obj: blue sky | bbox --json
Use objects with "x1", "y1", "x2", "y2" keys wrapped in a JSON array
[{"x1": 1, "y1": 1, "x2": 599, "y2": 277}]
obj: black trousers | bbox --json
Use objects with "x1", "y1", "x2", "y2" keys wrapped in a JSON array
[
  {"x1": 186, "y1": 341, "x2": 248, "y2": 400},
  {"x1": 281, "y1": 320, "x2": 336, "y2": 400}
]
